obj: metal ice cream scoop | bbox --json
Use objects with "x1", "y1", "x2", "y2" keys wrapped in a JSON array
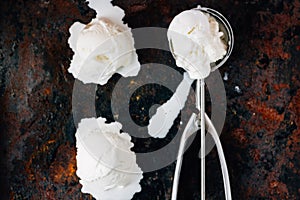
[{"x1": 171, "y1": 5, "x2": 234, "y2": 200}]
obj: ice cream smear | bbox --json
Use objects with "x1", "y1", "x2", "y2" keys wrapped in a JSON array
[
  {"x1": 167, "y1": 9, "x2": 227, "y2": 79},
  {"x1": 68, "y1": 18, "x2": 140, "y2": 85},
  {"x1": 76, "y1": 117, "x2": 143, "y2": 200}
]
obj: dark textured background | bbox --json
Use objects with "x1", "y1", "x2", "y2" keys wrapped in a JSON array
[{"x1": 0, "y1": 0, "x2": 299, "y2": 199}]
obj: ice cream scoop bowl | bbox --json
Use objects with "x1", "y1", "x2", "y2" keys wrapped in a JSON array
[{"x1": 194, "y1": 5, "x2": 234, "y2": 71}]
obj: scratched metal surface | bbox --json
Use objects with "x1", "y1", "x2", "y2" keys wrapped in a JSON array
[{"x1": 0, "y1": 0, "x2": 299, "y2": 199}]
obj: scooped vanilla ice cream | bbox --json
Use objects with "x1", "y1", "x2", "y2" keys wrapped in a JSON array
[
  {"x1": 76, "y1": 18, "x2": 133, "y2": 66},
  {"x1": 76, "y1": 117, "x2": 143, "y2": 199},
  {"x1": 168, "y1": 9, "x2": 227, "y2": 79},
  {"x1": 68, "y1": 17, "x2": 140, "y2": 85}
]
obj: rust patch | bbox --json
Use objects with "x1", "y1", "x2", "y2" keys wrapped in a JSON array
[
  {"x1": 231, "y1": 128, "x2": 248, "y2": 146},
  {"x1": 50, "y1": 143, "x2": 77, "y2": 183},
  {"x1": 246, "y1": 99, "x2": 284, "y2": 122}
]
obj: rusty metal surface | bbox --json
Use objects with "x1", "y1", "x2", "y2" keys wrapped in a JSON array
[{"x1": 0, "y1": 0, "x2": 299, "y2": 199}]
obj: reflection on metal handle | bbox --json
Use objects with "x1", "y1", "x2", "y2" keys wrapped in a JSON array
[
  {"x1": 205, "y1": 113, "x2": 232, "y2": 200},
  {"x1": 171, "y1": 112, "x2": 232, "y2": 200},
  {"x1": 171, "y1": 113, "x2": 232, "y2": 200},
  {"x1": 171, "y1": 114, "x2": 199, "y2": 200},
  {"x1": 200, "y1": 79, "x2": 205, "y2": 200}
]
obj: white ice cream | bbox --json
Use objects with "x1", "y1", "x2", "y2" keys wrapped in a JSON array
[
  {"x1": 68, "y1": 17, "x2": 140, "y2": 85},
  {"x1": 168, "y1": 9, "x2": 227, "y2": 79},
  {"x1": 75, "y1": 117, "x2": 143, "y2": 199},
  {"x1": 76, "y1": 18, "x2": 133, "y2": 67}
]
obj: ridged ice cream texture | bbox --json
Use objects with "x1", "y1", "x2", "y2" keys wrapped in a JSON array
[
  {"x1": 75, "y1": 117, "x2": 142, "y2": 200},
  {"x1": 68, "y1": 17, "x2": 140, "y2": 85}
]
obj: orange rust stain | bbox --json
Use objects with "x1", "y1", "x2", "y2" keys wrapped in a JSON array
[
  {"x1": 45, "y1": 140, "x2": 56, "y2": 146},
  {"x1": 288, "y1": 130, "x2": 300, "y2": 152},
  {"x1": 129, "y1": 4, "x2": 147, "y2": 12},
  {"x1": 52, "y1": 161, "x2": 76, "y2": 183},
  {"x1": 50, "y1": 143, "x2": 77, "y2": 183},
  {"x1": 281, "y1": 52, "x2": 291, "y2": 60},
  {"x1": 232, "y1": 128, "x2": 248, "y2": 146},
  {"x1": 259, "y1": 39, "x2": 290, "y2": 60},
  {"x1": 44, "y1": 88, "x2": 51, "y2": 95},
  {"x1": 254, "y1": 7, "x2": 297, "y2": 61},
  {"x1": 249, "y1": 149, "x2": 260, "y2": 163},
  {"x1": 273, "y1": 84, "x2": 289, "y2": 92},
  {"x1": 268, "y1": 181, "x2": 289, "y2": 199},
  {"x1": 270, "y1": 180, "x2": 279, "y2": 189},
  {"x1": 288, "y1": 162, "x2": 294, "y2": 168},
  {"x1": 25, "y1": 139, "x2": 58, "y2": 181},
  {"x1": 41, "y1": 140, "x2": 56, "y2": 152},
  {"x1": 247, "y1": 99, "x2": 284, "y2": 122},
  {"x1": 262, "y1": 81, "x2": 268, "y2": 93},
  {"x1": 289, "y1": 90, "x2": 300, "y2": 117},
  {"x1": 25, "y1": 158, "x2": 35, "y2": 181}
]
